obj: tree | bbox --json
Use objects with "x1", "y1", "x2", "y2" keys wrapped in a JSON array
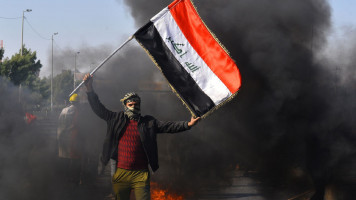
[
  {"x1": 53, "y1": 70, "x2": 74, "y2": 105},
  {"x1": 0, "y1": 47, "x2": 50, "y2": 107},
  {"x1": 0, "y1": 46, "x2": 42, "y2": 86},
  {"x1": 0, "y1": 47, "x2": 4, "y2": 61},
  {"x1": 31, "y1": 77, "x2": 50, "y2": 103}
]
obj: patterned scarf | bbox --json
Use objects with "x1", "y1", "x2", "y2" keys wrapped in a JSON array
[
  {"x1": 121, "y1": 92, "x2": 141, "y2": 121},
  {"x1": 124, "y1": 104, "x2": 140, "y2": 121}
]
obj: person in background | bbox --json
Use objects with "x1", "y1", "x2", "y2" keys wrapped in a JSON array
[{"x1": 57, "y1": 93, "x2": 84, "y2": 185}]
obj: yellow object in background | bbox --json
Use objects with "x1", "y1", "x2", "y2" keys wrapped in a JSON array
[{"x1": 69, "y1": 93, "x2": 79, "y2": 102}]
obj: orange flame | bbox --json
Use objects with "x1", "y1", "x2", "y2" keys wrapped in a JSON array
[{"x1": 151, "y1": 182, "x2": 184, "y2": 200}]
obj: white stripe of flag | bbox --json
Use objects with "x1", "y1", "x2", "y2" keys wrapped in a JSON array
[{"x1": 151, "y1": 8, "x2": 232, "y2": 106}]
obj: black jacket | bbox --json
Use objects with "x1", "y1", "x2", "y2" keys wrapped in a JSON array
[{"x1": 87, "y1": 91, "x2": 190, "y2": 172}]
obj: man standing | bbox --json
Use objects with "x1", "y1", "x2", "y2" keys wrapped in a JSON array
[
  {"x1": 57, "y1": 93, "x2": 84, "y2": 185},
  {"x1": 83, "y1": 74, "x2": 200, "y2": 200}
]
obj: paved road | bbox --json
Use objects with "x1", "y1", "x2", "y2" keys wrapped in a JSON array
[{"x1": 197, "y1": 171, "x2": 267, "y2": 200}]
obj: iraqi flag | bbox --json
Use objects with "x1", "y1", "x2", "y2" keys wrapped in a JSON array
[{"x1": 134, "y1": 0, "x2": 241, "y2": 118}]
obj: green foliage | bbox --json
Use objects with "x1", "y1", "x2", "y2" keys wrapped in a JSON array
[
  {"x1": 53, "y1": 70, "x2": 74, "y2": 104},
  {"x1": 0, "y1": 46, "x2": 78, "y2": 108},
  {"x1": 0, "y1": 46, "x2": 42, "y2": 86},
  {"x1": 0, "y1": 46, "x2": 50, "y2": 107},
  {"x1": 0, "y1": 48, "x2": 4, "y2": 61},
  {"x1": 32, "y1": 77, "x2": 50, "y2": 101}
]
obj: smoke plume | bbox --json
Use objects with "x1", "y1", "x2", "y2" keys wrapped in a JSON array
[
  {"x1": 2, "y1": 0, "x2": 355, "y2": 199},
  {"x1": 111, "y1": 0, "x2": 356, "y2": 198}
]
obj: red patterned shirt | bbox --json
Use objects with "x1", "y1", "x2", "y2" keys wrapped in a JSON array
[{"x1": 117, "y1": 120, "x2": 148, "y2": 170}]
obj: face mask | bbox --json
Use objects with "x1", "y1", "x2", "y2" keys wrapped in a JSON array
[{"x1": 124, "y1": 104, "x2": 141, "y2": 120}]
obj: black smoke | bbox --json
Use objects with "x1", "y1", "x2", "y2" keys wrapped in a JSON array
[
  {"x1": 2, "y1": 0, "x2": 355, "y2": 199},
  {"x1": 112, "y1": 0, "x2": 356, "y2": 198},
  {"x1": 0, "y1": 42, "x2": 121, "y2": 199},
  {"x1": 0, "y1": 74, "x2": 112, "y2": 200},
  {"x1": 0, "y1": 78, "x2": 59, "y2": 200}
]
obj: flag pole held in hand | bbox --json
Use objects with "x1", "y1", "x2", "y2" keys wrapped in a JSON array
[{"x1": 69, "y1": 35, "x2": 134, "y2": 97}]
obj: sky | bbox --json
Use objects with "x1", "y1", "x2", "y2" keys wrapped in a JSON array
[
  {"x1": 329, "y1": 0, "x2": 356, "y2": 27},
  {"x1": 0, "y1": 0, "x2": 135, "y2": 77},
  {"x1": 0, "y1": 0, "x2": 355, "y2": 77}
]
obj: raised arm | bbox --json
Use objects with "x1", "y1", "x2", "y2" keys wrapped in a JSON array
[{"x1": 84, "y1": 74, "x2": 114, "y2": 121}]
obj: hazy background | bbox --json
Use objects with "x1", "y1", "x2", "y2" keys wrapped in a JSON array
[{"x1": 1, "y1": 0, "x2": 356, "y2": 199}]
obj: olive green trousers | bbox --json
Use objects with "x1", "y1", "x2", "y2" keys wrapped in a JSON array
[{"x1": 112, "y1": 168, "x2": 150, "y2": 200}]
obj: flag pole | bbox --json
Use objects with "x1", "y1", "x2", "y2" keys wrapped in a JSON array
[{"x1": 69, "y1": 35, "x2": 134, "y2": 97}]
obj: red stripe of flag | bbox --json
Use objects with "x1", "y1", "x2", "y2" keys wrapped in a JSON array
[{"x1": 169, "y1": 0, "x2": 241, "y2": 93}]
